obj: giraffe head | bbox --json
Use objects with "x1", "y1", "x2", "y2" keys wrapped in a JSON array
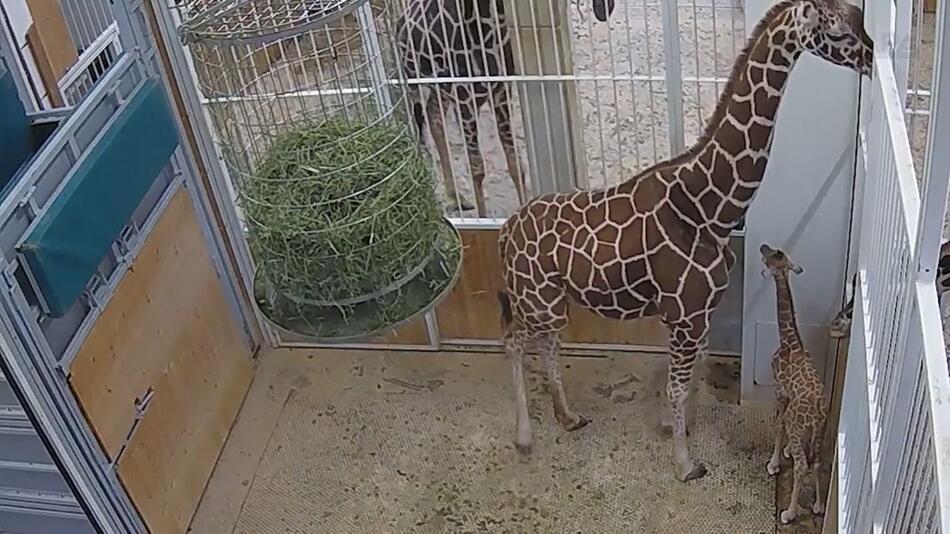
[
  {"x1": 760, "y1": 244, "x2": 804, "y2": 278},
  {"x1": 829, "y1": 308, "x2": 852, "y2": 338},
  {"x1": 795, "y1": 0, "x2": 874, "y2": 77},
  {"x1": 592, "y1": 0, "x2": 616, "y2": 22}
]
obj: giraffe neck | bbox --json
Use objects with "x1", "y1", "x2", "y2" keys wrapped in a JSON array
[
  {"x1": 683, "y1": 3, "x2": 803, "y2": 240},
  {"x1": 772, "y1": 271, "x2": 804, "y2": 353}
]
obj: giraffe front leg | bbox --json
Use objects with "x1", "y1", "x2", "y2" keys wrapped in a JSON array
[
  {"x1": 492, "y1": 86, "x2": 527, "y2": 205},
  {"x1": 425, "y1": 95, "x2": 475, "y2": 211},
  {"x1": 667, "y1": 330, "x2": 707, "y2": 482},
  {"x1": 459, "y1": 96, "x2": 488, "y2": 217},
  {"x1": 539, "y1": 333, "x2": 589, "y2": 432}
]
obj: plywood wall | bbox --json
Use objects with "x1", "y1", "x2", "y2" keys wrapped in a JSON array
[
  {"x1": 69, "y1": 188, "x2": 254, "y2": 533},
  {"x1": 24, "y1": 0, "x2": 77, "y2": 106}
]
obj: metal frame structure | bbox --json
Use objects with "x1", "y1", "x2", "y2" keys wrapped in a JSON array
[
  {"x1": 836, "y1": 0, "x2": 950, "y2": 529},
  {"x1": 155, "y1": 0, "x2": 749, "y2": 354},
  {"x1": 0, "y1": 0, "x2": 263, "y2": 531}
]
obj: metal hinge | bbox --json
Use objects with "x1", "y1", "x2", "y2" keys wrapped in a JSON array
[{"x1": 110, "y1": 386, "x2": 154, "y2": 469}]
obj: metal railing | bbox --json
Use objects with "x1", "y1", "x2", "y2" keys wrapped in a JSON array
[
  {"x1": 837, "y1": 6, "x2": 950, "y2": 528},
  {"x1": 58, "y1": 21, "x2": 122, "y2": 106}
]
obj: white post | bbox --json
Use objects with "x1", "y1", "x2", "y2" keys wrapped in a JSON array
[
  {"x1": 356, "y1": 3, "x2": 393, "y2": 115},
  {"x1": 660, "y1": 0, "x2": 685, "y2": 153},
  {"x1": 739, "y1": 0, "x2": 862, "y2": 402},
  {"x1": 506, "y1": 0, "x2": 586, "y2": 194},
  {"x1": 917, "y1": 0, "x2": 950, "y2": 277}
]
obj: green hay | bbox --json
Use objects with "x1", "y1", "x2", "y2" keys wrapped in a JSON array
[
  {"x1": 242, "y1": 115, "x2": 442, "y2": 306},
  {"x1": 254, "y1": 221, "x2": 461, "y2": 341}
]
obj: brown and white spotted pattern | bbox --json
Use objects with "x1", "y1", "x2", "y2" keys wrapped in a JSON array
[
  {"x1": 830, "y1": 240, "x2": 950, "y2": 339},
  {"x1": 396, "y1": 0, "x2": 617, "y2": 216},
  {"x1": 496, "y1": 0, "x2": 872, "y2": 483},
  {"x1": 760, "y1": 244, "x2": 827, "y2": 524}
]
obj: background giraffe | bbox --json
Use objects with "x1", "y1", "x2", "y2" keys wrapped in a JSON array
[
  {"x1": 497, "y1": 0, "x2": 872, "y2": 482},
  {"x1": 830, "y1": 239, "x2": 950, "y2": 339},
  {"x1": 760, "y1": 244, "x2": 827, "y2": 524},
  {"x1": 395, "y1": 0, "x2": 615, "y2": 216}
]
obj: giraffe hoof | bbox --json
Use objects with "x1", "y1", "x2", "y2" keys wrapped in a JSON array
[
  {"x1": 678, "y1": 462, "x2": 707, "y2": 482},
  {"x1": 514, "y1": 441, "x2": 533, "y2": 456},
  {"x1": 767, "y1": 459, "x2": 781, "y2": 476},
  {"x1": 452, "y1": 196, "x2": 476, "y2": 211},
  {"x1": 564, "y1": 415, "x2": 591, "y2": 432},
  {"x1": 780, "y1": 509, "x2": 797, "y2": 524},
  {"x1": 812, "y1": 502, "x2": 825, "y2": 516}
]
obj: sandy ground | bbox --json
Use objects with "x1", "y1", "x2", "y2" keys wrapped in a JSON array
[{"x1": 189, "y1": 348, "x2": 796, "y2": 533}]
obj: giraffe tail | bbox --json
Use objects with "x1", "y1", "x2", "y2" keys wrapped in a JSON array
[
  {"x1": 498, "y1": 290, "x2": 513, "y2": 328},
  {"x1": 412, "y1": 101, "x2": 426, "y2": 142}
]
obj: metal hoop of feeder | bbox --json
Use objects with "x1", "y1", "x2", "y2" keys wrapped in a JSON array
[{"x1": 179, "y1": 0, "x2": 462, "y2": 342}]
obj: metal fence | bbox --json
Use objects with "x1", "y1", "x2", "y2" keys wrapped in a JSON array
[
  {"x1": 58, "y1": 21, "x2": 122, "y2": 106},
  {"x1": 168, "y1": 0, "x2": 746, "y2": 221},
  {"x1": 837, "y1": 0, "x2": 950, "y2": 529},
  {"x1": 396, "y1": 0, "x2": 747, "y2": 220}
]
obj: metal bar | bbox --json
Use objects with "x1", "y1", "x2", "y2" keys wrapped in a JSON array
[
  {"x1": 149, "y1": 0, "x2": 275, "y2": 349},
  {"x1": 917, "y1": 0, "x2": 950, "y2": 281},
  {"x1": 355, "y1": 2, "x2": 393, "y2": 114},
  {"x1": 661, "y1": 0, "x2": 686, "y2": 153},
  {"x1": 57, "y1": 22, "x2": 121, "y2": 96},
  {"x1": 0, "y1": 296, "x2": 144, "y2": 533}
]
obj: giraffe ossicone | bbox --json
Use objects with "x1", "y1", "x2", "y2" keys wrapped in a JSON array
[{"x1": 497, "y1": 0, "x2": 872, "y2": 483}]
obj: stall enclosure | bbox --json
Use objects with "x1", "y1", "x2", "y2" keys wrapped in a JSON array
[
  {"x1": 157, "y1": 0, "x2": 750, "y2": 361},
  {"x1": 0, "y1": 0, "x2": 261, "y2": 531}
]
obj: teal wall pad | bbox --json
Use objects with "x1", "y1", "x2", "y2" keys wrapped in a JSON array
[
  {"x1": 20, "y1": 79, "x2": 179, "y2": 317},
  {"x1": 0, "y1": 60, "x2": 33, "y2": 192}
]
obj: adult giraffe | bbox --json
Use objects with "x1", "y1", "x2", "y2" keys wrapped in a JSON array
[
  {"x1": 396, "y1": 0, "x2": 616, "y2": 216},
  {"x1": 498, "y1": 0, "x2": 873, "y2": 482}
]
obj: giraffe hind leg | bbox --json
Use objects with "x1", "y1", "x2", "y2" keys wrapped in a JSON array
[
  {"x1": 666, "y1": 321, "x2": 709, "y2": 482},
  {"x1": 538, "y1": 332, "x2": 589, "y2": 432},
  {"x1": 505, "y1": 333, "x2": 533, "y2": 454},
  {"x1": 780, "y1": 435, "x2": 807, "y2": 524}
]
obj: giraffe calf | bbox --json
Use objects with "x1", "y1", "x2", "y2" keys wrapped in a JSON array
[{"x1": 760, "y1": 244, "x2": 828, "y2": 524}]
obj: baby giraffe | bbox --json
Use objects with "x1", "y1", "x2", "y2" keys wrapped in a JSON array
[{"x1": 761, "y1": 244, "x2": 828, "y2": 524}]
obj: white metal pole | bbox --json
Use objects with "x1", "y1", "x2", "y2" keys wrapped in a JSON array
[
  {"x1": 917, "y1": 0, "x2": 950, "y2": 277},
  {"x1": 356, "y1": 2, "x2": 393, "y2": 114},
  {"x1": 660, "y1": 0, "x2": 685, "y2": 153}
]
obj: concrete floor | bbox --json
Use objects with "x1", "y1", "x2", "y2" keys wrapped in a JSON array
[{"x1": 187, "y1": 348, "x2": 829, "y2": 533}]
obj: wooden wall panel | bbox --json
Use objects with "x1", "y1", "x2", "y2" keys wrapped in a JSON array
[
  {"x1": 24, "y1": 0, "x2": 77, "y2": 106},
  {"x1": 435, "y1": 228, "x2": 504, "y2": 340},
  {"x1": 562, "y1": 307, "x2": 668, "y2": 347},
  {"x1": 434, "y1": 228, "x2": 668, "y2": 348},
  {"x1": 69, "y1": 189, "x2": 254, "y2": 534},
  {"x1": 372, "y1": 317, "x2": 430, "y2": 345}
]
